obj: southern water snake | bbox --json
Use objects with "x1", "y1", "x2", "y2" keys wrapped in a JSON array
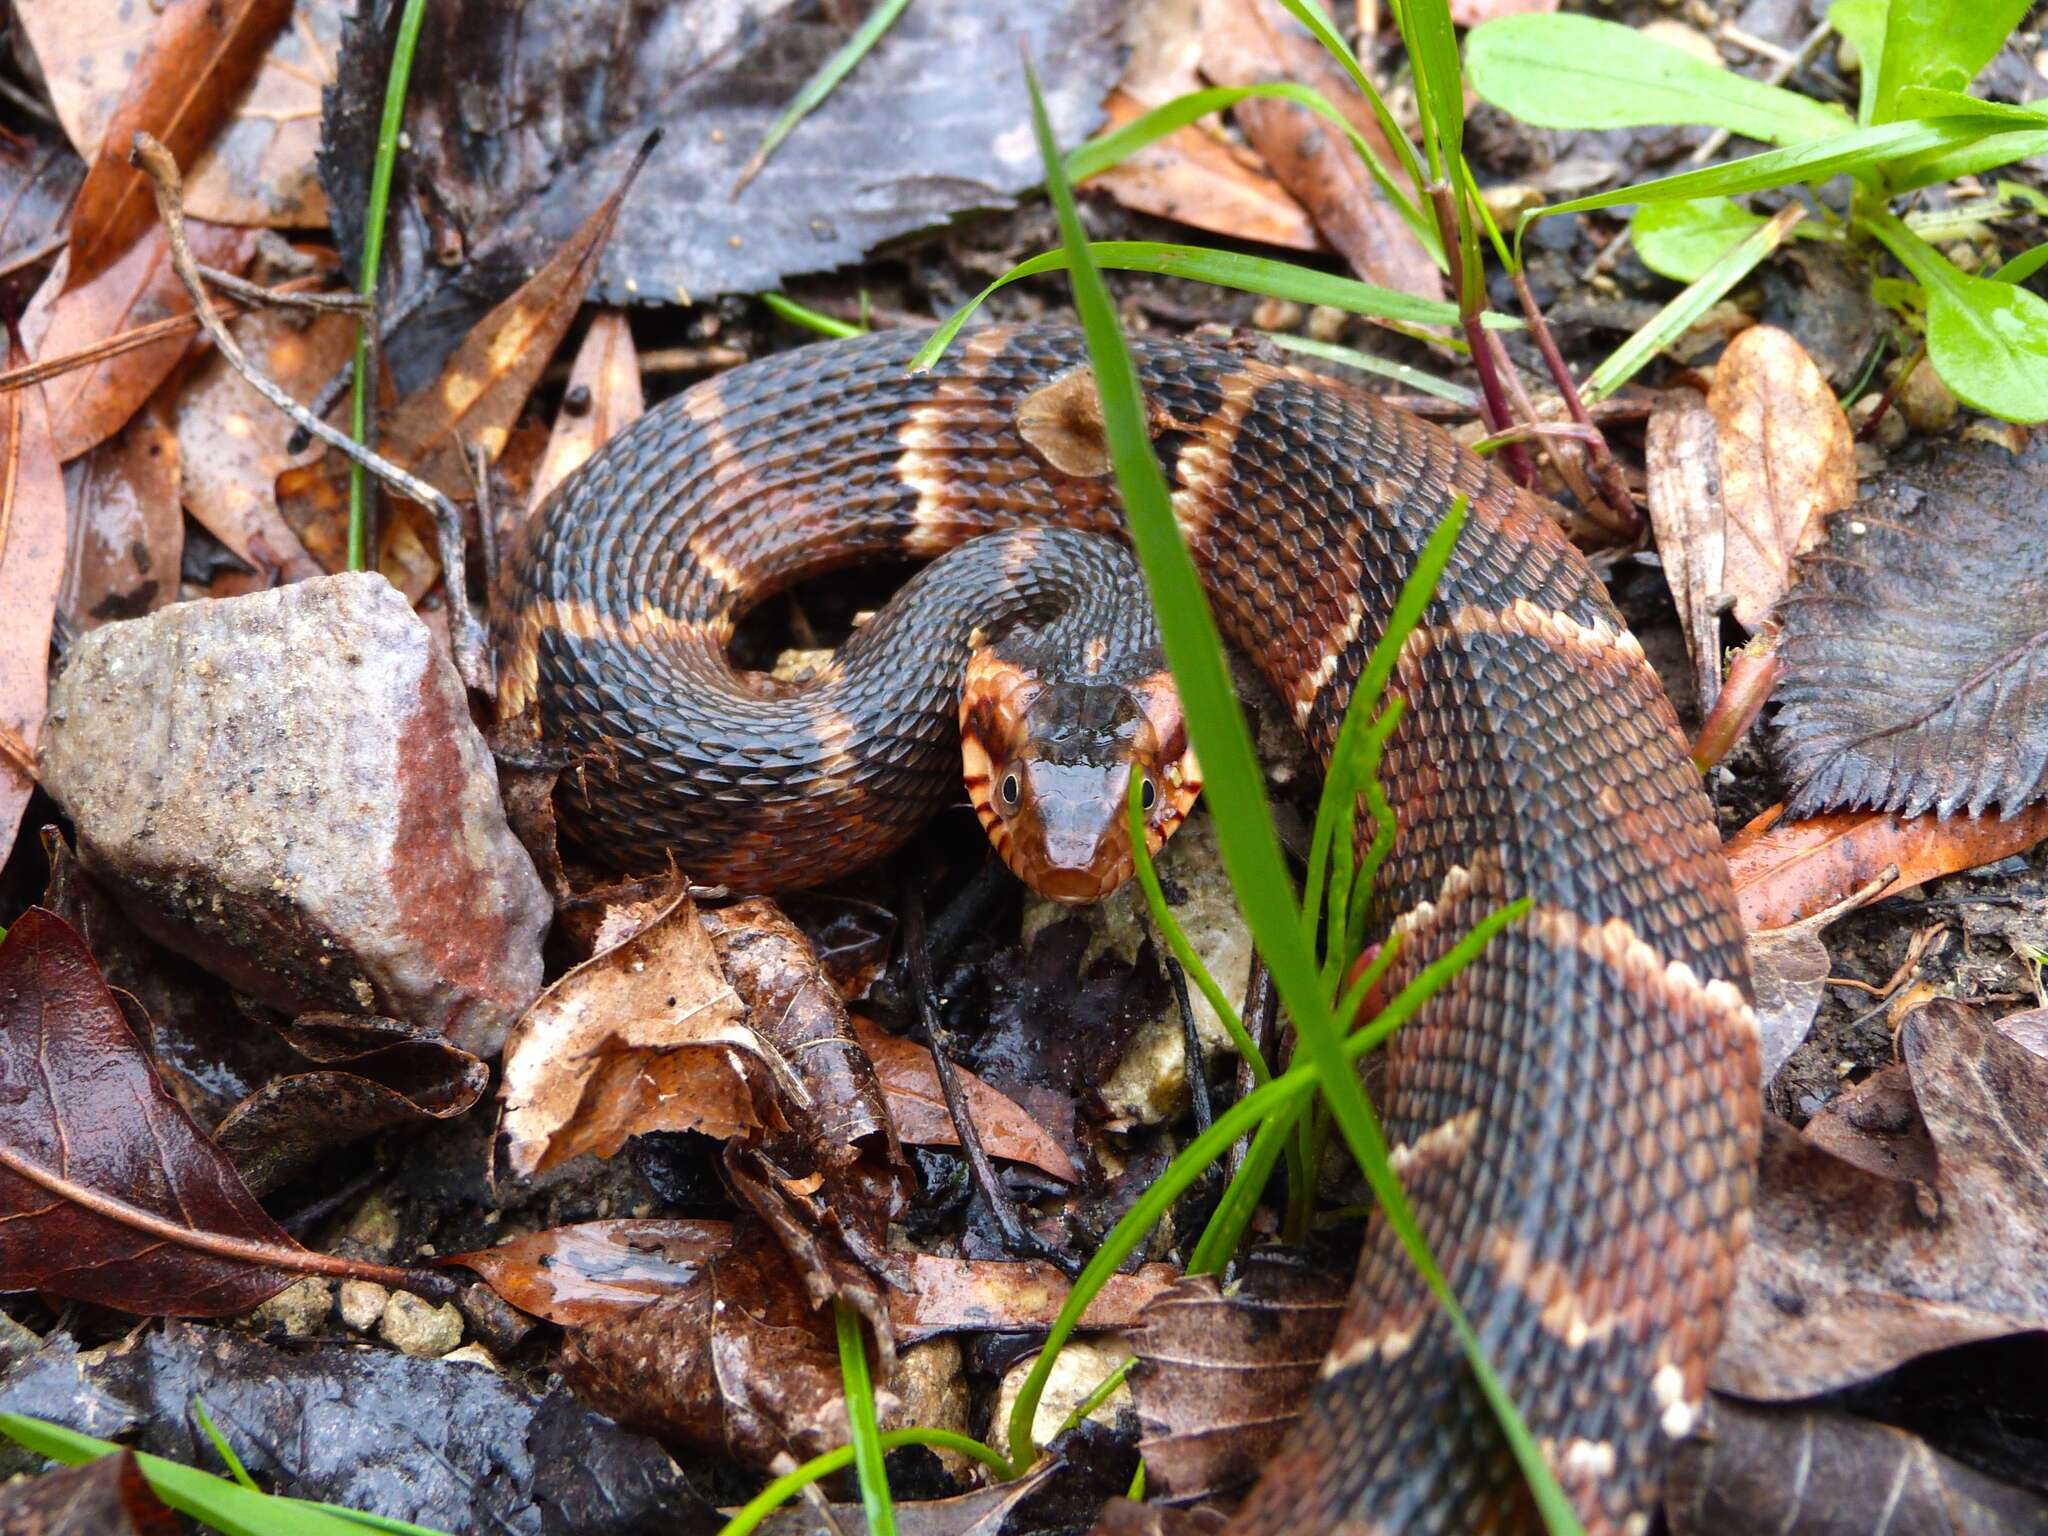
[{"x1": 498, "y1": 323, "x2": 1761, "y2": 1534}]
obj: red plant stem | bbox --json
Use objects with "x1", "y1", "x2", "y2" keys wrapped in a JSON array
[
  {"x1": 1428, "y1": 181, "x2": 1536, "y2": 487},
  {"x1": 1857, "y1": 341, "x2": 1926, "y2": 441},
  {"x1": 1691, "y1": 632, "x2": 1781, "y2": 772},
  {"x1": 1511, "y1": 266, "x2": 1640, "y2": 535}
]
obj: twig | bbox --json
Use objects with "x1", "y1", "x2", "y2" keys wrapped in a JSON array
[
  {"x1": 1428, "y1": 181, "x2": 1536, "y2": 487},
  {"x1": 129, "y1": 131, "x2": 495, "y2": 696},
  {"x1": 1691, "y1": 20, "x2": 1834, "y2": 167},
  {"x1": 195, "y1": 262, "x2": 369, "y2": 315}
]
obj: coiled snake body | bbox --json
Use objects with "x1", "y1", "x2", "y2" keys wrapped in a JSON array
[{"x1": 500, "y1": 324, "x2": 1761, "y2": 1534}]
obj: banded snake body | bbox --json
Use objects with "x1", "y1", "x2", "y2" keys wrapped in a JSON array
[{"x1": 499, "y1": 323, "x2": 1761, "y2": 1535}]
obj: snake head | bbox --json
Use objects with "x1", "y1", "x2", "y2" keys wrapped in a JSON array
[{"x1": 961, "y1": 651, "x2": 1202, "y2": 904}]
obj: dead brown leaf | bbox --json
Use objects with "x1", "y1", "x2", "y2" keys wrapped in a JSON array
[
  {"x1": 0, "y1": 333, "x2": 66, "y2": 868},
  {"x1": 526, "y1": 309, "x2": 644, "y2": 518},
  {"x1": 496, "y1": 885, "x2": 763, "y2": 1178},
  {"x1": 59, "y1": 401, "x2": 181, "y2": 634},
  {"x1": 854, "y1": 1014, "x2": 1080, "y2": 1183},
  {"x1": 1086, "y1": 89, "x2": 1319, "y2": 252},
  {"x1": 17, "y1": 0, "x2": 338, "y2": 234},
  {"x1": 1708, "y1": 324, "x2": 1855, "y2": 631},
  {"x1": 1724, "y1": 801, "x2": 2048, "y2": 929},
  {"x1": 1667, "y1": 1397, "x2": 2048, "y2": 1535},
  {"x1": 0, "y1": 1448, "x2": 181, "y2": 1534},
  {"x1": 896, "y1": 1252, "x2": 1179, "y2": 1345},
  {"x1": 382, "y1": 145, "x2": 645, "y2": 496},
  {"x1": 1130, "y1": 1251, "x2": 1346, "y2": 1501},
  {"x1": 1714, "y1": 1001, "x2": 2048, "y2": 1398},
  {"x1": 1644, "y1": 400, "x2": 1727, "y2": 710},
  {"x1": 22, "y1": 222, "x2": 254, "y2": 464},
  {"x1": 58, "y1": 0, "x2": 294, "y2": 290}
]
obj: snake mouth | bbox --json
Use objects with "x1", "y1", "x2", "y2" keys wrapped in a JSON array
[{"x1": 1030, "y1": 859, "x2": 1125, "y2": 906}]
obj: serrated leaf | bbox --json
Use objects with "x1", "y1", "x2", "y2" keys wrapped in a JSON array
[
  {"x1": 1871, "y1": 0, "x2": 2032, "y2": 125},
  {"x1": 1631, "y1": 197, "x2": 1771, "y2": 283},
  {"x1": 1466, "y1": 13, "x2": 1848, "y2": 143},
  {"x1": 1773, "y1": 441, "x2": 2048, "y2": 819},
  {"x1": 1866, "y1": 211, "x2": 2048, "y2": 422}
]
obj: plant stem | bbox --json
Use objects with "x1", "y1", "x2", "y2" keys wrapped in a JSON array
[
  {"x1": 1429, "y1": 181, "x2": 1534, "y2": 485},
  {"x1": 1510, "y1": 266, "x2": 1640, "y2": 533},
  {"x1": 348, "y1": 0, "x2": 431, "y2": 573}
]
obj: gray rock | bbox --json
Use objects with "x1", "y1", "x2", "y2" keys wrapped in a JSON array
[{"x1": 41, "y1": 573, "x2": 548, "y2": 1055}]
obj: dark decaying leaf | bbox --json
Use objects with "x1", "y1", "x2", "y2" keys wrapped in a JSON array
[
  {"x1": 1644, "y1": 401, "x2": 1726, "y2": 712},
  {"x1": 782, "y1": 894, "x2": 896, "y2": 1002},
  {"x1": 211, "y1": 1014, "x2": 489, "y2": 1194},
  {"x1": 1666, "y1": 1397, "x2": 2048, "y2": 1536},
  {"x1": 1774, "y1": 441, "x2": 2048, "y2": 820},
  {"x1": 0, "y1": 332, "x2": 67, "y2": 871},
  {"x1": 0, "y1": 1321, "x2": 720, "y2": 1535},
  {"x1": 1130, "y1": 1250, "x2": 1346, "y2": 1501},
  {"x1": 0, "y1": 1449, "x2": 179, "y2": 1536},
  {"x1": 0, "y1": 908, "x2": 307, "y2": 1316},
  {"x1": 1715, "y1": 1001, "x2": 2048, "y2": 1399},
  {"x1": 318, "y1": 0, "x2": 1123, "y2": 390},
  {"x1": 61, "y1": 0, "x2": 293, "y2": 291},
  {"x1": 450, "y1": 1217, "x2": 1175, "y2": 1344},
  {"x1": 754, "y1": 1466, "x2": 1059, "y2": 1536},
  {"x1": 1745, "y1": 915, "x2": 1831, "y2": 1086},
  {"x1": 0, "y1": 124, "x2": 84, "y2": 277},
  {"x1": 58, "y1": 404, "x2": 182, "y2": 634}
]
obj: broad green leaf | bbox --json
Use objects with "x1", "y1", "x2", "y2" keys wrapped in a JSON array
[
  {"x1": 1866, "y1": 211, "x2": 2048, "y2": 421},
  {"x1": 910, "y1": 242, "x2": 1506, "y2": 373},
  {"x1": 1466, "y1": 14, "x2": 1847, "y2": 144},
  {"x1": 1995, "y1": 241, "x2": 2048, "y2": 286},
  {"x1": 1525, "y1": 113, "x2": 2010, "y2": 234},
  {"x1": 1828, "y1": 0, "x2": 1887, "y2": 125},
  {"x1": 1871, "y1": 0, "x2": 2031, "y2": 124},
  {"x1": 1586, "y1": 206, "x2": 1805, "y2": 399},
  {"x1": 1631, "y1": 198, "x2": 1771, "y2": 282}
]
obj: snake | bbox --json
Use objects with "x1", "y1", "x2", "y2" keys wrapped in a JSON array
[{"x1": 497, "y1": 323, "x2": 1761, "y2": 1535}]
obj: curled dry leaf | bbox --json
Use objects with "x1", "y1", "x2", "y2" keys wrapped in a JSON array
[
  {"x1": 21, "y1": 222, "x2": 254, "y2": 464},
  {"x1": 16, "y1": 0, "x2": 337, "y2": 234},
  {"x1": 497, "y1": 885, "x2": 760, "y2": 1178},
  {"x1": 0, "y1": 1449, "x2": 179, "y2": 1535},
  {"x1": 212, "y1": 1014, "x2": 489, "y2": 1195},
  {"x1": 0, "y1": 334, "x2": 66, "y2": 868},
  {"x1": 854, "y1": 1015, "x2": 1079, "y2": 1183},
  {"x1": 57, "y1": 0, "x2": 294, "y2": 290},
  {"x1": 1131, "y1": 1251, "x2": 1347, "y2": 1501},
  {"x1": 1644, "y1": 401, "x2": 1726, "y2": 711},
  {"x1": 1774, "y1": 441, "x2": 2048, "y2": 819},
  {"x1": 1715, "y1": 1001, "x2": 2048, "y2": 1399},
  {"x1": 58, "y1": 403, "x2": 182, "y2": 634},
  {"x1": 1667, "y1": 1397, "x2": 2048, "y2": 1536},
  {"x1": 0, "y1": 908, "x2": 307, "y2": 1316},
  {"x1": 1708, "y1": 324, "x2": 1856, "y2": 631},
  {"x1": 1724, "y1": 800, "x2": 2048, "y2": 930},
  {"x1": 525, "y1": 309, "x2": 644, "y2": 519}
]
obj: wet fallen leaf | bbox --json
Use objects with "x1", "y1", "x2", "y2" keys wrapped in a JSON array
[
  {"x1": 1644, "y1": 400, "x2": 1727, "y2": 710},
  {"x1": 855, "y1": 1015, "x2": 1080, "y2": 1183},
  {"x1": 0, "y1": 908, "x2": 309, "y2": 1315},
  {"x1": 497, "y1": 886, "x2": 760, "y2": 1178},
  {"x1": 1086, "y1": 89, "x2": 1319, "y2": 252},
  {"x1": 58, "y1": 401, "x2": 181, "y2": 633},
  {"x1": 1708, "y1": 324, "x2": 1856, "y2": 631},
  {"x1": 1200, "y1": 0, "x2": 1440, "y2": 301},
  {"x1": 1746, "y1": 917, "x2": 1832, "y2": 1086},
  {"x1": 17, "y1": 0, "x2": 338, "y2": 234},
  {"x1": 1724, "y1": 801, "x2": 2048, "y2": 929},
  {"x1": 894, "y1": 1252, "x2": 1179, "y2": 1345},
  {"x1": 1667, "y1": 1397, "x2": 2048, "y2": 1536},
  {"x1": 525, "y1": 309, "x2": 643, "y2": 518},
  {"x1": 0, "y1": 334, "x2": 66, "y2": 868},
  {"x1": 0, "y1": 1320, "x2": 717, "y2": 1533},
  {"x1": 0, "y1": 1448, "x2": 179, "y2": 1535},
  {"x1": 211, "y1": 1014, "x2": 488, "y2": 1194},
  {"x1": 1130, "y1": 1251, "x2": 1346, "y2": 1501},
  {"x1": 1714, "y1": 1001, "x2": 2048, "y2": 1399},
  {"x1": 754, "y1": 1468, "x2": 1058, "y2": 1536},
  {"x1": 59, "y1": 0, "x2": 294, "y2": 290},
  {"x1": 1774, "y1": 440, "x2": 2048, "y2": 819},
  {"x1": 21, "y1": 222, "x2": 254, "y2": 464},
  {"x1": 783, "y1": 894, "x2": 896, "y2": 1001},
  {"x1": 1800, "y1": 1060, "x2": 1935, "y2": 1184},
  {"x1": 0, "y1": 124, "x2": 85, "y2": 276}
]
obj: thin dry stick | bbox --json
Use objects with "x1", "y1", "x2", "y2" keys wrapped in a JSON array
[
  {"x1": 129, "y1": 131, "x2": 495, "y2": 696},
  {"x1": 1510, "y1": 267, "x2": 1640, "y2": 534},
  {"x1": 195, "y1": 261, "x2": 370, "y2": 315}
]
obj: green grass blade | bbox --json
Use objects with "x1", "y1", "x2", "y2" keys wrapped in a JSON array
[
  {"x1": 1054, "y1": 1358, "x2": 1137, "y2": 1439},
  {"x1": 760, "y1": 292, "x2": 865, "y2": 337},
  {"x1": 1584, "y1": 206, "x2": 1805, "y2": 400},
  {"x1": 911, "y1": 242, "x2": 1503, "y2": 372},
  {"x1": 1994, "y1": 240, "x2": 2048, "y2": 286},
  {"x1": 717, "y1": 1429, "x2": 1014, "y2": 1536},
  {"x1": 189, "y1": 1400, "x2": 257, "y2": 1491},
  {"x1": 1065, "y1": 83, "x2": 1439, "y2": 259},
  {"x1": 1399, "y1": 0, "x2": 1464, "y2": 181},
  {"x1": 1262, "y1": 332, "x2": 1476, "y2": 404},
  {"x1": 730, "y1": 0, "x2": 912, "y2": 194},
  {"x1": 835, "y1": 1299, "x2": 897, "y2": 1536},
  {"x1": 1188, "y1": 1094, "x2": 1309, "y2": 1272},
  {"x1": 346, "y1": 0, "x2": 431, "y2": 573}
]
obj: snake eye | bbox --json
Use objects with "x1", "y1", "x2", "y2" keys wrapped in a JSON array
[
  {"x1": 1140, "y1": 775, "x2": 1158, "y2": 812},
  {"x1": 999, "y1": 773, "x2": 1020, "y2": 810}
]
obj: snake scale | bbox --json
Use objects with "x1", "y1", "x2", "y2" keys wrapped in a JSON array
[{"x1": 498, "y1": 324, "x2": 1762, "y2": 1535}]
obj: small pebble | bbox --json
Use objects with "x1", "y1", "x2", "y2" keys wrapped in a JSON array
[{"x1": 1251, "y1": 298, "x2": 1304, "y2": 332}]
